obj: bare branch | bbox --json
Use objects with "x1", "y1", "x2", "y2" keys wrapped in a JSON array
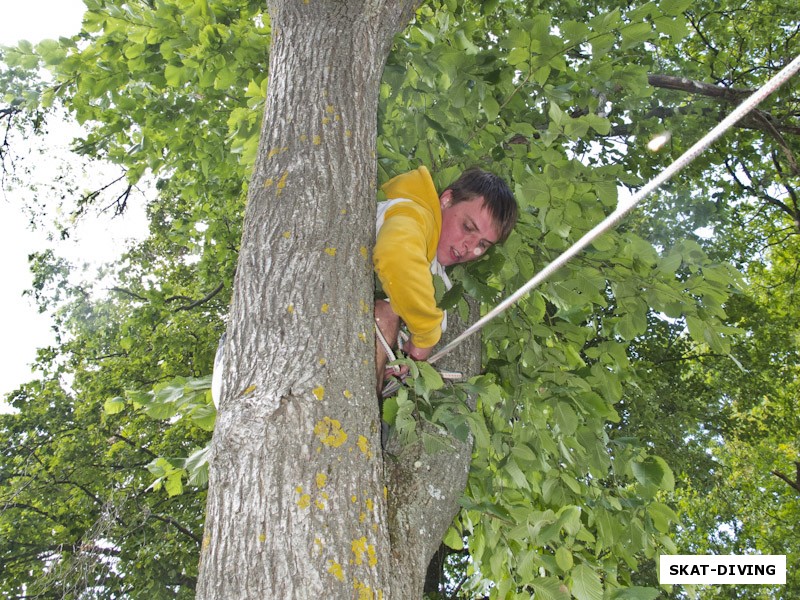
[
  {"x1": 771, "y1": 463, "x2": 800, "y2": 494},
  {"x1": 171, "y1": 282, "x2": 225, "y2": 312},
  {"x1": 647, "y1": 74, "x2": 754, "y2": 101},
  {"x1": 648, "y1": 74, "x2": 800, "y2": 137},
  {"x1": 147, "y1": 512, "x2": 202, "y2": 545},
  {"x1": 110, "y1": 287, "x2": 148, "y2": 302}
]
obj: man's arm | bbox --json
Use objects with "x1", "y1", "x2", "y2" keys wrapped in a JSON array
[{"x1": 373, "y1": 208, "x2": 443, "y2": 350}]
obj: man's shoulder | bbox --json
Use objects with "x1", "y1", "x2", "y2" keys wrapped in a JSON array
[
  {"x1": 381, "y1": 167, "x2": 438, "y2": 208},
  {"x1": 377, "y1": 197, "x2": 435, "y2": 232}
]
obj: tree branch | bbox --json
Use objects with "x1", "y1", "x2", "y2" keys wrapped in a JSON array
[
  {"x1": 385, "y1": 297, "x2": 481, "y2": 598},
  {"x1": 647, "y1": 74, "x2": 754, "y2": 101},
  {"x1": 647, "y1": 73, "x2": 800, "y2": 137},
  {"x1": 110, "y1": 286, "x2": 148, "y2": 302},
  {"x1": 99, "y1": 183, "x2": 134, "y2": 216},
  {"x1": 170, "y1": 282, "x2": 225, "y2": 312},
  {"x1": 112, "y1": 283, "x2": 225, "y2": 312},
  {"x1": 749, "y1": 111, "x2": 799, "y2": 175},
  {"x1": 147, "y1": 512, "x2": 202, "y2": 545},
  {"x1": 771, "y1": 461, "x2": 800, "y2": 494}
]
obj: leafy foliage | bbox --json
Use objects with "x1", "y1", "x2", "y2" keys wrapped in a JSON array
[{"x1": 1, "y1": 0, "x2": 799, "y2": 597}]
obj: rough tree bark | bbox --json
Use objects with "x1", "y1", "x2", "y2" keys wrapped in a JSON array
[
  {"x1": 385, "y1": 299, "x2": 483, "y2": 597},
  {"x1": 196, "y1": 1, "x2": 479, "y2": 598}
]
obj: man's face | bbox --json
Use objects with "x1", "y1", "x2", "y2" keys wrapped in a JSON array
[{"x1": 436, "y1": 191, "x2": 501, "y2": 267}]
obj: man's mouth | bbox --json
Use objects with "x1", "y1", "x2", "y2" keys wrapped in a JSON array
[{"x1": 450, "y1": 247, "x2": 462, "y2": 262}]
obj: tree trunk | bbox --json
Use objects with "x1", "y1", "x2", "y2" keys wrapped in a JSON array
[
  {"x1": 196, "y1": 1, "x2": 421, "y2": 598},
  {"x1": 384, "y1": 298, "x2": 482, "y2": 598}
]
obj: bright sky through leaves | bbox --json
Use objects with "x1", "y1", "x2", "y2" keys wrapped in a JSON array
[{"x1": 0, "y1": 1, "x2": 87, "y2": 400}]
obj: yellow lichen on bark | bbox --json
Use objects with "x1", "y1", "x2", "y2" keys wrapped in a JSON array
[
  {"x1": 354, "y1": 578, "x2": 382, "y2": 600},
  {"x1": 357, "y1": 435, "x2": 373, "y2": 459},
  {"x1": 276, "y1": 172, "x2": 288, "y2": 195},
  {"x1": 350, "y1": 537, "x2": 377, "y2": 568},
  {"x1": 314, "y1": 417, "x2": 348, "y2": 447},
  {"x1": 327, "y1": 560, "x2": 344, "y2": 581}
]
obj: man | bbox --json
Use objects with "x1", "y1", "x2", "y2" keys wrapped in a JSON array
[{"x1": 374, "y1": 166, "x2": 517, "y2": 388}]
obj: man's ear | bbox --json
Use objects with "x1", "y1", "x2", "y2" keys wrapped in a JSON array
[{"x1": 440, "y1": 189, "x2": 452, "y2": 209}]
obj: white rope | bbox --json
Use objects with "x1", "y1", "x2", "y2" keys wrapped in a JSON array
[
  {"x1": 425, "y1": 53, "x2": 800, "y2": 367},
  {"x1": 375, "y1": 322, "x2": 396, "y2": 362}
]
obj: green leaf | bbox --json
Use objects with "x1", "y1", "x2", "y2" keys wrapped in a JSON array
[
  {"x1": 507, "y1": 46, "x2": 530, "y2": 66},
  {"x1": 631, "y1": 455, "x2": 675, "y2": 491},
  {"x1": 555, "y1": 545, "x2": 573, "y2": 571},
  {"x1": 36, "y1": 39, "x2": 67, "y2": 66},
  {"x1": 530, "y1": 577, "x2": 570, "y2": 600},
  {"x1": 143, "y1": 400, "x2": 178, "y2": 420},
  {"x1": 190, "y1": 402, "x2": 217, "y2": 431},
  {"x1": 652, "y1": 15, "x2": 689, "y2": 39},
  {"x1": 443, "y1": 525, "x2": 464, "y2": 550},
  {"x1": 647, "y1": 501, "x2": 678, "y2": 533},
  {"x1": 416, "y1": 361, "x2": 444, "y2": 395},
  {"x1": 570, "y1": 563, "x2": 603, "y2": 600},
  {"x1": 165, "y1": 470, "x2": 184, "y2": 497},
  {"x1": 620, "y1": 21, "x2": 654, "y2": 50},
  {"x1": 553, "y1": 401, "x2": 579, "y2": 435},
  {"x1": 421, "y1": 431, "x2": 452, "y2": 454},
  {"x1": 185, "y1": 446, "x2": 210, "y2": 487},
  {"x1": 591, "y1": 233, "x2": 616, "y2": 252},
  {"x1": 658, "y1": 0, "x2": 693, "y2": 15},
  {"x1": 556, "y1": 505, "x2": 583, "y2": 536},
  {"x1": 503, "y1": 457, "x2": 530, "y2": 490},
  {"x1": 482, "y1": 95, "x2": 500, "y2": 121},
  {"x1": 609, "y1": 586, "x2": 661, "y2": 600},
  {"x1": 104, "y1": 396, "x2": 126, "y2": 415},
  {"x1": 548, "y1": 102, "x2": 566, "y2": 127},
  {"x1": 164, "y1": 64, "x2": 188, "y2": 87}
]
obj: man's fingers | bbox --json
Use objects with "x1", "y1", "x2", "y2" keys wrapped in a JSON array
[{"x1": 383, "y1": 365, "x2": 409, "y2": 381}]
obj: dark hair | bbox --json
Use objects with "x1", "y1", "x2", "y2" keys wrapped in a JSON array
[{"x1": 445, "y1": 167, "x2": 518, "y2": 242}]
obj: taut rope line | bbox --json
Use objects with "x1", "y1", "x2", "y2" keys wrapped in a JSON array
[{"x1": 425, "y1": 53, "x2": 800, "y2": 367}]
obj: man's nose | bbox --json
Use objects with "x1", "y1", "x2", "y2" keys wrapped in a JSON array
[{"x1": 461, "y1": 238, "x2": 479, "y2": 259}]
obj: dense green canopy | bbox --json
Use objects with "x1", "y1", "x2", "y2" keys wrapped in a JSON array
[{"x1": 1, "y1": 0, "x2": 798, "y2": 597}]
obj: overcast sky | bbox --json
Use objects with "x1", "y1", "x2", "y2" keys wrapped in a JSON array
[
  {"x1": 0, "y1": 1, "x2": 149, "y2": 403},
  {"x1": 0, "y1": 0, "x2": 86, "y2": 44}
]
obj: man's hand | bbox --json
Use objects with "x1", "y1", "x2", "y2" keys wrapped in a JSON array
[
  {"x1": 402, "y1": 339, "x2": 433, "y2": 361},
  {"x1": 383, "y1": 339, "x2": 433, "y2": 382},
  {"x1": 374, "y1": 298, "x2": 436, "y2": 393}
]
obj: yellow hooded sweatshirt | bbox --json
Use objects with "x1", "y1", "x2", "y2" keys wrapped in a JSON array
[{"x1": 373, "y1": 166, "x2": 444, "y2": 349}]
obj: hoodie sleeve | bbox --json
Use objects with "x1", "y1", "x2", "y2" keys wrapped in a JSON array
[{"x1": 373, "y1": 203, "x2": 442, "y2": 349}]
